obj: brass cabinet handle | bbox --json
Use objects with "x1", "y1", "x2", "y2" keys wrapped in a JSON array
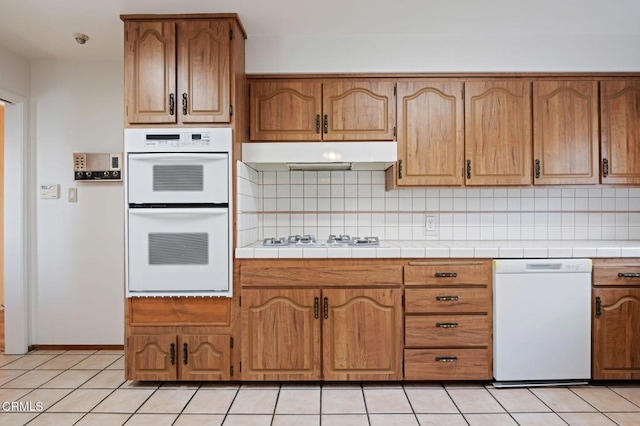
[
  {"x1": 398, "y1": 159, "x2": 403, "y2": 179},
  {"x1": 169, "y1": 93, "x2": 175, "y2": 115},
  {"x1": 435, "y1": 356, "x2": 458, "y2": 362},
  {"x1": 182, "y1": 93, "x2": 188, "y2": 115},
  {"x1": 618, "y1": 272, "x2": 640, "y2": 278},
  {"x1": 323, "y1": 297, "x2": 329, "y2": 319},
  {"x1": 314, "y1": 297, "x2": 319, "y2": 319},
  {"x1": 183, "y1": 343, "x2": 188, "y2": 365},
  {"x1": 435, "y1": 295, "x2": 459, "y2": 301},
  {"x1": 434, "y1": 272, "x2": 457, "y2": 278},
  {"x1": 169, "y1": 343, "x2": 175, "y2": 365},
  {"x1": 466, "y1": 159, "x2": 471, "y2": 179},
  {"x1": 315, "y1": 114, "x2": 321, "y2": 133},
  {"x1": 436, "y1": 322, "x2": 459, "y2": 328}
]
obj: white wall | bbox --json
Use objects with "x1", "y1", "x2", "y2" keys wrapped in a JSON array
[
  {"x1": 31, "y1": 59, "x2": 124, "y2": 344},
  {"x1": 246, "y1": 34, "x2": 640, "y2": 73},
  {"x1": 0, "y1": 45, "x2": 30, "y2": 96}
]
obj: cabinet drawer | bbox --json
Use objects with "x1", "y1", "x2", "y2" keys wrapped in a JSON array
[
  {"x1": 593, "y1": 266, "x2": 640, "y2": 286},
  {"x1": 405, "y1": 315, "x2": 490, "y2": 347},
  {"x1": 405, "y1": 288, "x2": 490, "y2": 314},
  {"x1": 128, "y1": 297, "x2": 231, "y2": 326},
  {"x1": 404, "y1": 349, "x2": 491, "y2": 380},
  {"x1": 405, "y1": 261, "x2": 490, "y2": 286}
]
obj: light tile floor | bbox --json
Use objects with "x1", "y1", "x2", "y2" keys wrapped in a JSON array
[{"x1": 1, "y1": 351, "x2": 640, "y2": 425}]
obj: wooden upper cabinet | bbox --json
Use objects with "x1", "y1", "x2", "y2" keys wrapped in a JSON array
[
  {"x1": 465, "y1": 81, "x2": 532, "y2": 186},
  {"x1": 124, "y1": 18, "x2": 231, "y2": 125},
  {"x1": 322, "y1": 81, "x2": 396, "y2": 141},
  {"x1": 249, "y1": 81, "x2": 322, "y2": 141},
  {"x1": 248, "y1": 79, "x2": 395, "y2": 141},
  {"x1": 533, "y1": 81, "x2": 599, "y2": 185},
  {"x1": 177, "y1": 20, "x2": 230, "y2": 123},
  {"x1": 124, "y1": 20, "x2": 177, "y2": 124},
  {"x1": 322, "y1": 288, "x2": 402, "y2": 381},
  {"x1": 396, "y1": 81, "x2": 464, "y2": 186},
  {"x1": 600, "y1": 80, "x2": 640, "y2": 184}
]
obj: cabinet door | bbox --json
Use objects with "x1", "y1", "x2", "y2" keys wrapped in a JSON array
[
  {"x1": 533, "y1": 81, "x2": 599, "y2": 185},
  {"x1": 177, "y1": 20, "x2": 230, "y2": 124},
  {"x1": 322, "y1": 288, "x2": 402, "y2": 380},
  {"x1": 396, "y1": 82, "x2": 464, "y2": 186},
  {"x1": 127, "y1": 335, "x2": 177, "y2": 381},
  {"x1": 465, "y1": 81, "x2": 532, "y2": 186},
  {"x1": 601, "y1": 80, "x2": 640, "y2": 184},
  {"x1": 323, "y1": 81, "x2": 396, "y2": 141},
  {"x1": 593, "y1": 288, "x2": 640, "y2": 379},
  {"x1": 249, "y1": 81, "x2": 322, "y2": 141},
  {"x1": 179, "y1": 335, "x2": 231, "y2": 381},
  {"x1": 242, "y1": 289, "x2": 321, "y2": 380},
  {"x1": 124, "y1": 21, "x2": 177, "y2": 124}
]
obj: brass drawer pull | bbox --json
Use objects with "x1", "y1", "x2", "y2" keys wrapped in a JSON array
[
  {"x1": 434, "y1": 272, "x2": 457, "y2": 278},
  {"x1": 618, "y1": 272, "x2": 640, "y2": 278},
  {"x1": 436, "y1": 295, "x2": 459, "y2": 301},
  {"x1": 436, "y1": 322, "x2": 459, "y2": 328},
  {"x1": 435, "y1": 356, "x2": 458, "y2": 362}
]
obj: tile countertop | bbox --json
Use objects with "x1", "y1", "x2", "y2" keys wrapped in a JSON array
[{"x1": 235, "y1": 240, "x2": 640, "y2": 259}]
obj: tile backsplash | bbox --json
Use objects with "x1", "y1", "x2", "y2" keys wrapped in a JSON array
[{"x1": 236, "y1": 162, "x2": 640, "y2": 246}]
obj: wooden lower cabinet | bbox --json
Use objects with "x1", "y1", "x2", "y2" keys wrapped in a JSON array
[
  {"x1": 403, "y1": 259, "x2": 493, "y2": 381},
  {"x1": 404, "y1": 349, "x2": 491, "y2": 380},
  {"x1": 241, "y1": 287, "x2": 402, "y2": 380},
  {"x1": 593, "y1": 288, "x2": 640, "y2": 379},
  {"x1": 592, "y1": 258, "x2": 640, "y2": 380},
  {"x1": 323, "y1": 288, "x2": 402, "y2": 380},
  {"x1": 128, "y1": 334, "x2": 232, "y2": 381},
  {"x1": 241, "y1": 289, "x2": 321, "y2": 380}
]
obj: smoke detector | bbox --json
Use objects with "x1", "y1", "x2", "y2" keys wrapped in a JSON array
[{"x1": 74, "y1": 33, "x2": 89, "y2": 45}]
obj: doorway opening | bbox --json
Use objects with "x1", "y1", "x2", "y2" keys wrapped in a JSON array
[{"x1": 1, "y1": 100, "x2": 5, "y2": 352}]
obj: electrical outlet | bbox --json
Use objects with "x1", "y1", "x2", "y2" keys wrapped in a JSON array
[{"x1": 426, "y1": 215, "x2": 438, "y2": 235}]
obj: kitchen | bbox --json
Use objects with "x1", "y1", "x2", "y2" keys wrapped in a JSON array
[{"x1": 2, "y1": 0, "x2": 640, "y2": 424}]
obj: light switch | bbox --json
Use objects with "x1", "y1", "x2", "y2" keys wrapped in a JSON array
[{"x1": 68, "y1": 187, "x2": 77, "y2": 203}]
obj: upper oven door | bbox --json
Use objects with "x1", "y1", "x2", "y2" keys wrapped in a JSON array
[{"x1": 127, "y1": 153, "x2": 228, "y2": 204}]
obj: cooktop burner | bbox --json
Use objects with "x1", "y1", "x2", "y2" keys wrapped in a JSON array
[{"x1": 262, "y1": 234, "x2": 379, "y2": 247}]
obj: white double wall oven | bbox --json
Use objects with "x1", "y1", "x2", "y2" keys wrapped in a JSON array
[{"x1": 125, "y1": 128, "x2": 233, "y2": 297}]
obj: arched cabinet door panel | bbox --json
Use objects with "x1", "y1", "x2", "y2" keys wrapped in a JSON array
[
  {"x1": 600, "y1": 80, "x2": 640, "y2": 184},
  {"x1": 241, "y1": 289, "x2": 321, "y2": 380}
]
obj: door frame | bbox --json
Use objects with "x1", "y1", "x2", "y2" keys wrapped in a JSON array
[{"x1": 1, "y1": 88, "x2": 31, "y2": 354}]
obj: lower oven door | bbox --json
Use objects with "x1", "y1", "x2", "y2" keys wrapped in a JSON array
[{"x1": 127, "y1": 208, "x2": 229, "y2": 295}]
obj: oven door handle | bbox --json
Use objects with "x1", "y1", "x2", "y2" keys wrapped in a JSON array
[
  {"x1": 128, "y1": 208, "x2": 228, "y2": 216},
  {"x1": 128, "y1": 153, "x2": 228, "y2": 161}
]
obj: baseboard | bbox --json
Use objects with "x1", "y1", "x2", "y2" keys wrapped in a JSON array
[{"x1": 29, "y1": 344, "x2": 124, "y2": 351}]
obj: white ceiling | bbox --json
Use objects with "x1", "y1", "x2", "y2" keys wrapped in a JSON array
[{"x1": 0, "y1": 0, "x2": 638, "y2": 60}]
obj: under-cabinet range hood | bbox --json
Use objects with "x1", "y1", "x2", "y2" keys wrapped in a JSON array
[{"x1": 241, "y1": 142, "x2": 397, "y2": 171}]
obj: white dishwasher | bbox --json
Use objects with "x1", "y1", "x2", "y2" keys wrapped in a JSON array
[{"x1": 493, "y1": 258, "x2": 592, "y2": 386}]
